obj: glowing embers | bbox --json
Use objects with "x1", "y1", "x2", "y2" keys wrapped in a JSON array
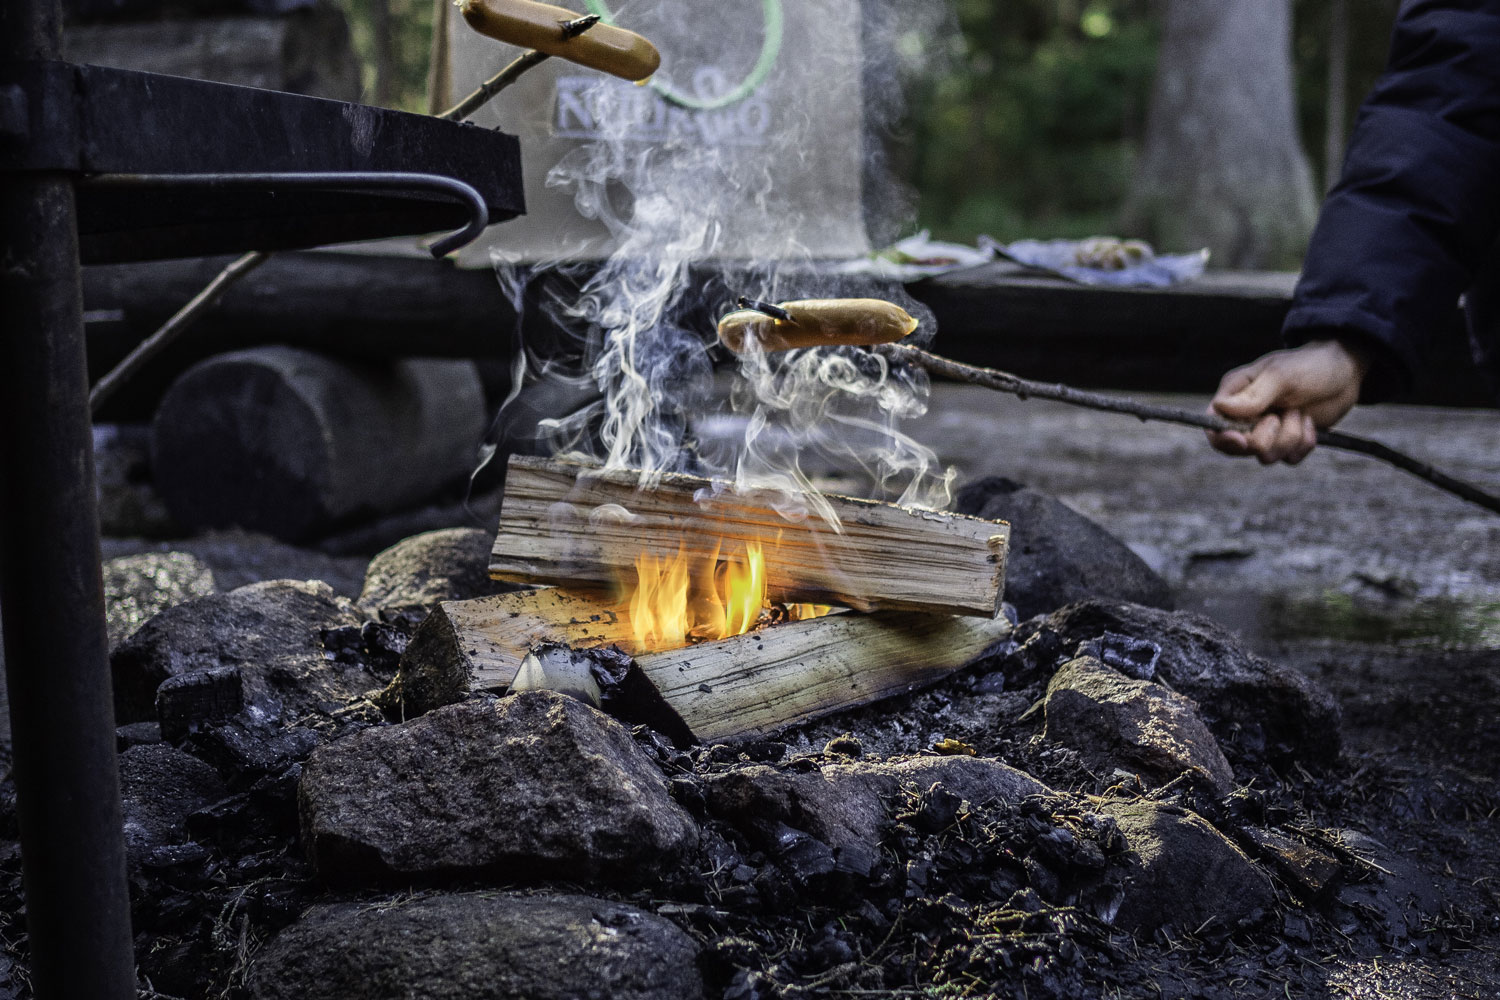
[{"x1": 623, "y1": 538, "x2": 831, "y2": 651}]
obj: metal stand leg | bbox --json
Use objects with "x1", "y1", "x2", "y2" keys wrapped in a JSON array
[{"x1": 0, "y1": 3, "x2": 137, "y2": 997}]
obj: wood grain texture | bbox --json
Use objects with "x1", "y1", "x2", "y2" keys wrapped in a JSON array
[
  {"x1": 423, "y1": 586, "x2": 1014, "y2": 743},
  {"x1": 490, "y1": 455, "x2": 1010, "y2": 618},
  {"x1": 631, "y1": 608, "x2": 1013, "y2": 744}
]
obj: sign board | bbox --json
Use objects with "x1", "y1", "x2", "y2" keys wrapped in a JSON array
[{"x1": 445, "y1": 0, "x2": 870, "y2": 265}]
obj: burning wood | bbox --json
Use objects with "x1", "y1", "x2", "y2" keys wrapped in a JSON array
[
  {"x1": 490, "y1": 455, "x2": 1011, "y2": 619},
  {"x1": 390, "y1": 585, "x2": 1014, "y2": 744},
  {"x1": 377, "y1": 458, "x2": 1015, "y2": 740}
]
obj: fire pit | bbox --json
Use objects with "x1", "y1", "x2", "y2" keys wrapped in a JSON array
[{"x1": 384, "y1": 455, "x2": 1013, "y2": 744}]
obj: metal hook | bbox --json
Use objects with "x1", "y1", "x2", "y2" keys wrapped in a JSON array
[{"x1": 82, "y1": 171, "x2": 490, "y2": 258}]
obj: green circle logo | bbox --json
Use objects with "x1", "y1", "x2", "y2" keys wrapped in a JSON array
[{"x1": 582, "y1": 0, "x2": 784, "y2": 110}]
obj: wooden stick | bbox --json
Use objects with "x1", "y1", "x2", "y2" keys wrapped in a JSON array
[
  {"x1": 490, "y1": 454, "x2": 1011, "y2": 618},
  {"x1": 875, "y1": 343, "x2": 1500, "y2": 517},
  {"x1": 89, "y1": 250, "x2": 267, "y2": 413}
]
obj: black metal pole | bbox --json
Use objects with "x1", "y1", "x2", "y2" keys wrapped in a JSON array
[{"x1": 0, "y1": 0, "x2": 137, "y2": 995}]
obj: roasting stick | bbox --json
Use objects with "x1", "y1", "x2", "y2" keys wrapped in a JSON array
[
  {"x1": 722, "y1": 299, "x2": 1500, "y2": 518},
  {"x1": 89, "y1": 11, "x2": 617, "y2": 414}
]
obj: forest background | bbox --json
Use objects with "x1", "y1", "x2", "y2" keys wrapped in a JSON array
[{"x1": 341, "y1": 0, "x2": 1402, "y2": 269}]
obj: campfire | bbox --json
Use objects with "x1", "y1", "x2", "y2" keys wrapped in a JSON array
[
  {"x1": 620, "y1": 535, "x2": 832, "y2": 650},
  {"x1": 386, "y1": 454, "x2": 1014, "y2": 743}
]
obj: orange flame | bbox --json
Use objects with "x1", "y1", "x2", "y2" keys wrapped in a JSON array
[{"x1": 623, "y1": 537, "x2": 828, "y2": 651}]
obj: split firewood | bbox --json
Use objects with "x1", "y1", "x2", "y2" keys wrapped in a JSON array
[
  {"x1": 381, "y1": 586, "x2": 1014, "y2": 743},
  {"x1": 490, "y1": 455, "x2": 1011, "y2": 619}
]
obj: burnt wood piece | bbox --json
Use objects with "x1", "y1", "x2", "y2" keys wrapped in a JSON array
[
  {"x1": 396, "y1": 586, "x2": 1015, "y2": 744},
  {"x1": 491, "y1": 455, "x2": 1011, "y2": 618},
  {"x1": 908, "y1": 261, "x2": 1490, "y2": 405},
  {"x1": 155, "y1": 665, "x2": 244, "y2": 742}
]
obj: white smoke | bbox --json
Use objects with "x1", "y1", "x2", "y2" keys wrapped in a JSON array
[{"x1": 491, "y1": 0, "x2": 960, "y2": 528}]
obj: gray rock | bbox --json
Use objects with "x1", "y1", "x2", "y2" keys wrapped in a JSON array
[
  {"x1": 246, "y1": 892, "x2": 705, "y2": 1000},
  {"x1": 102, "y1": 551, "x2": 217, "y2": 649},
  {"x1": 954, "y1": 477, "x2": 1172, "y2": 618},
  {"x1": 1043, "y1": 656, "x2": 1235, "y2": 795},
  {"x1": 101, "y1": 529, "x2": 369, "y2": 598},
  {"x1": 110, "y1": 579, "x2": 371, "y2": 725},
  {"x1": 1097, "y1": 799, "x2": 1274, "y2": 933},
  {"x1": 358, "y1": 527, "x2": 516, "y2": 613},
  {"x1": 299, "y1": 691, "x2": 698, "y2": 886},
  {"x1": 118, "y1": 743, "x2": 227, "y2": 862},
  {"x1": 704, "y1": 756, "x2": 1051, "y2": 873},
  {"x1": 704, "y1": 765, "x2": 896, "y2": 866},
  {"x1": 875, "y1": 756, "x2": 1051, "y2": 807},
  {"x1": 1034, "y1": 600, "x2": 1341, "y2": 762}
]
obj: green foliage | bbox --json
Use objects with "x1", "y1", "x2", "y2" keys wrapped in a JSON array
[
  {"x1": 340, "y1": 0, "x2": 435, "y2": 111},
  {"x1": 904, "y1": 0, "x2": 1403, "y2": 246},
  {"x1": 903, "y1": 0, "x2": 1158, "y2": 243}
]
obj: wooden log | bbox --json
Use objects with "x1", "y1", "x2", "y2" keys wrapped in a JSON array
[
  {"x1": 491, "y1": 455, "x2": 1011, "y2": 619},
  {"x1": 151, "y1": 346, "x2": 487, "y2": 542},
  {"x1": 391, "y1": 586, "x2": 1014, "y2": 743}
]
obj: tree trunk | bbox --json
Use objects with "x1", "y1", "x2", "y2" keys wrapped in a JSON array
[{"x1": 1123, "y1": 0, "x2": 1316, "y2": 269}]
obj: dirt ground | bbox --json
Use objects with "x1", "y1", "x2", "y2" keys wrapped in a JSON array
[{"x1": 906, "y1": 387, "x2": 1500, "y2": 998}]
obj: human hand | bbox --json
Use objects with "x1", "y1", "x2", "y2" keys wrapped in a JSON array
[{"x1": 1206, "y1": 339, "x2": 1369, "y2": 464}]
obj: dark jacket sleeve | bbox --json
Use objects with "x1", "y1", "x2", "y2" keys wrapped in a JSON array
[{"x1": 1283, "y1": 0, "x2": 1500, "y2": 398}]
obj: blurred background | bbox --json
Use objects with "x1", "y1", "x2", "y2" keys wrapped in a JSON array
[{"x1": 62, "y1": 0, "x2": 1403, "y2": 271}]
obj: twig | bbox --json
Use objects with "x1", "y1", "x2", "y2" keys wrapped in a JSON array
[
  {"x1": 874, "y1": 342, "x2": 1500, "y2": 518},
  {"x1": 89, "y1": 250, "x2": 268, "y2": 413},
  {"x1": 439, "y1": 15, "x2": 599, "y2": 122},
  {"x1": 88, "y1": 20, "x2": 598, "y2": 410}
]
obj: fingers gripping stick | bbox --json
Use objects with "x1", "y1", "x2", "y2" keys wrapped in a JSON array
[
  {"x1": 459, "y1": 0, "x2": 661, "y2": 81},
  {"x1": 715, "y1": 297, "x2": 1500, "y2": 517}
]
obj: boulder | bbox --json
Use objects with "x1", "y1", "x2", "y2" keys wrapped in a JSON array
[
  {"x1": 246, "y1": 892, "x2": 705, "y2": 1000},
  {"x1": 1098, "y1": 799, "x2": 1274, "y2": 933},
  {"x1": 102, "y1": 551, "x2": 217, "y2": 649},
  {"x1": 118, "y1": 743, "x2": 227, "y2": 863},
  {"x1": 875, "y1": 756, "x2": 1051, "y2": 808},
  {"x1": 110, "y1": 579, "x2": 371, "y2": 725},
  {"x1": 1043, "y1": 656, "x2": 1235, "y2": 795},
  {"x1": 954, "y1": 477, "x2": 1171, "y2": 618},
  {"x1": 299, "y1": 691, "x2": 698, "y2": 886},
  {"x1": 704, "y1": 756, "x2": 1052, "y2": 876},
  {"x1": 1034, "y1": 600, "x2": 1341, "y2": 762},
  {"x1": 358, "y1": 527, "x2": 515, "y2": 614}
]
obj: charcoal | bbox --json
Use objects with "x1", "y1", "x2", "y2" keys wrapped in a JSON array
[
  {"x1": 115, "y1": 720, "x2": 162, "y2": 750},
  {"x1": 156, "y1": 665, "x2": 244, "y2": 742},
  {"x1": 769, "y1": 823, "x2": 839, "y2": 886},
  {"x1": 914, "y1": 782, "x2": 964, "y2": 832},
  {"x1": 186, "y1": 720, "x2": 321, "y2": 784}
]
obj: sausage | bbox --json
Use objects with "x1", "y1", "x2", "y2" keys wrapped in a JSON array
[
  {"x1": 716, "y1": 298, "x2": 920, "y2": 354},
  {"x1": 459, "y1": 0, "x2": 661, "y2": 82}
]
